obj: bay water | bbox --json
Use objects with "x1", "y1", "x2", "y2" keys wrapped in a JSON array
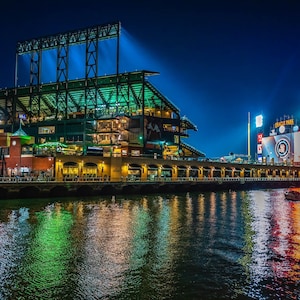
[{"x1": 0, "y1": 189, "x2": 299, "y2": 299}]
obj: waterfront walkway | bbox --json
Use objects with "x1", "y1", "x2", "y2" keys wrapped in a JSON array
[
  {"x1": 0, "y1": 176, "x2": 299, "y2": 199},
  {"x1": 0, "y1": 176, "x2": 299, "y2": 184}
]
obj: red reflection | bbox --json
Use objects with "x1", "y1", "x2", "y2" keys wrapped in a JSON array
[{"x1": 270, "y1": 197, "x2": 300, "y2": 282}]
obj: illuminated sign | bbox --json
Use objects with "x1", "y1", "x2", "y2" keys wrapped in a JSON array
[
  {"x1": 275, "y1": 138, "x2": 290, "y2": 158},
  {"x1": 18, "y1": 113, "x2": 26, "y2": 120},
  {"x1": 257, "y1": 133, "x2": 263, "y2": 143},
  {"x1": 274, "y1": 118, "x2": 294, "y2": 128},
  {"x1": 257, "y1": 144, "x2": 262, "y2": 154}
]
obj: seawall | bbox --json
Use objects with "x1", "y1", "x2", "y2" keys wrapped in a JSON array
[{"x1": 0, "y1": 177, "x2": 298, "y2": 199}]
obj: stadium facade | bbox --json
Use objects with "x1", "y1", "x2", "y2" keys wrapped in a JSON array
[
  {"x1": 0, "y1": 22, "x2": 299, "y2": 182},
  {"x1": 0, "y1": 22, "x2": 205, "y2": 179}
]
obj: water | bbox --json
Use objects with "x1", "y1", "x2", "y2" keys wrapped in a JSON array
[{"x1": 0, "y1": 189, "x2": 299, "y2": 299}]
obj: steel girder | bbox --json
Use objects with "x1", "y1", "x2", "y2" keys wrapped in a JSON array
[
  {"x1": 16, "y1": 22, "x2": 120, "y2": 54},
  {"x1": 15, "y1": 22, "x2": 121, "y2": 116}
]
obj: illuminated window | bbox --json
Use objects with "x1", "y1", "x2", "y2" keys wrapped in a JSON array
[{"x1": 38, "y1": 126, "x2": 55, "y2": 134}]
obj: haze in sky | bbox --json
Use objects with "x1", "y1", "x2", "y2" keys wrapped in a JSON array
[{"x1": 1, "y1": 0, "x2": 300, "y2": 158}]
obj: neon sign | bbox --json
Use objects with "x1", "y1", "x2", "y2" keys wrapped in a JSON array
[{"x1": 274, "y1": 118, "x2": 294, "y2": 128}]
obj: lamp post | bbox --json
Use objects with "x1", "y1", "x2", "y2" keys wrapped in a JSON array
[{"x1": 248, "y1": 112, "x2": 251, "y2": 162}]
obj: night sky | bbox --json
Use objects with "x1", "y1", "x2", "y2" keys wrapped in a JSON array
[{"x1": 1, "y1": 0, "x2": 300, "y2": 158}]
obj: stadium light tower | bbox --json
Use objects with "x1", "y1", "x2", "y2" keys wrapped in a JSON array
[{"x1": 248, "y1": 112, "x2": 251, "y2": 162}]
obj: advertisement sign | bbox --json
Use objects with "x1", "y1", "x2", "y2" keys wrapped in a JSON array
[
  {"x1": 257, "y1": 144, "x2": 262, "y2": 154},
  {"x1": 262, "y1": 134, "x2": 293, "y2": 163},
  {"x1": 257, "y1": 133, "x2": 263, "y2": 143},
  {"x1": 145, "y1": 116, "x2": 179, "y2": 143}
]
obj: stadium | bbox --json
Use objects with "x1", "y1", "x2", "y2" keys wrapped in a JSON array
[
  {"x1": 0, "y1": 21, "x2": 299, "y2": 185},
  {"x1": 0, "y1": 21, "x2": 205, "y2": 179}
]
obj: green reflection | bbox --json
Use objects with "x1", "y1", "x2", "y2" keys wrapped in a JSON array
[
  {"x1": 21, "y1": 203, "x2": 74, "y2": 298},
  {"x1": 129, "y1": 204, "x2": 151, "y2": 271}
]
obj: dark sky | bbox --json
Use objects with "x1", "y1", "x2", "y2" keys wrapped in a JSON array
[{"x1": 1, "y1": 0, "x2": 300, "y2": 158}]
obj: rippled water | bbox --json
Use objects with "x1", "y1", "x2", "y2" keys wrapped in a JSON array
[{"x1": 0, "y1": 189, "x2": 299, "y2": 299}]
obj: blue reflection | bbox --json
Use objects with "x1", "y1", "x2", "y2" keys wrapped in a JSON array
[{"x1": 0, "y1": 207, "x2": 30, "y2": 299}]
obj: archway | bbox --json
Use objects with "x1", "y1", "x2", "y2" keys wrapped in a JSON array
[
  {"x1": 63, "y1": 161, "x2": 79, "y2": 180},
  {"x1": 147, "y1": 164, "x2": 158, "y2": 180},
  {"x1": 128, "y1": 164, "x2": 142, "y2": 181}
]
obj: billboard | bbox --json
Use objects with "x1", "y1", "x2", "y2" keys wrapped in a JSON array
[
  {"x1": 145, "y1": 116, "x2": 163, "y2": 141},
  {"x1": 262, "y1": 132, "x2": 300, "y2": 164},
  {"x1": 144, "y1": 116, "x2": 179, "y2": 143}
]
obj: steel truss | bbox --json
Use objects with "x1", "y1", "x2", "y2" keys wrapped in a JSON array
[{"x1": 14, "y1": 22, "x2": 120, "y2": 120}]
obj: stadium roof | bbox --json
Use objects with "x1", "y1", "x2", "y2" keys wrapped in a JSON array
[{"x1": 0, "y1": 71, "x2": 183, "y2": 122}]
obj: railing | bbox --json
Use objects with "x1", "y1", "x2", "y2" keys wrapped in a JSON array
[
  {"x1": 124, "y1": 177, "x2": 300, "y2": 183},
  {"x1": 0, "y1": 176, "x2": 299, "y2": 184},
  {"x1": 0, "y1": 176, "x2": 56, "y2": 183}
]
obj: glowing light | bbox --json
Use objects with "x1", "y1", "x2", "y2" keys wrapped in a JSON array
[{"x1": 255, "y1": 115, "x2": 263, "y2": 128}]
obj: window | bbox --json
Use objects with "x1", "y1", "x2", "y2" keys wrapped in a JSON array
[{"x1": 38, "y1": 126, "x2": 55, "y2": 134}]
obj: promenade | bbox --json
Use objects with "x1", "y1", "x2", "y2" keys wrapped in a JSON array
[{"x1": 0, "y1": 176, "x2": 298, "y2": 199}]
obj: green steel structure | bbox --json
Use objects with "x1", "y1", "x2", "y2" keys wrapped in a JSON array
[{"x1": 0, "y1": 21, "x2": 204, "y2": 159}]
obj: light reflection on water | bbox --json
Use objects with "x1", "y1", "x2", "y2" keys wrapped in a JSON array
[{"x1": 0, "y1": 189, "x2": 300, "y2": 299}]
